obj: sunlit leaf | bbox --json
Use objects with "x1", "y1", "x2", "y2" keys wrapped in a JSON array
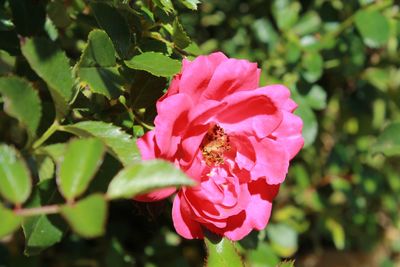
[
  {"x1": 0, "y1": 144, "x2": 31, "y2": 205},
  {"x1": 107, "y1": 160, "x2": 195, "y2": 199},
  {"x1": 60, "y1": 194, "x2": 107, "y2": 238},
  {"x1": 58, "y1": 138, "x2": 105, "y2": 201}
]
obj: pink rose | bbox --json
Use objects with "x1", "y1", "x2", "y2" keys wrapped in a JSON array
[{"x1": 136, "y1": 52, "x2": 303, "y2": 240}]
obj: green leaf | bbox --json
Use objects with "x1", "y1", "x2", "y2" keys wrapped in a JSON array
[
  {"x1": 305, "y1": 85, "x2": 327, "y2": 110},
  {"x1": 272, "y1": 0, "x2": 300, "y2": 31},
  {"x1": 58, "y1": 138, "x2": 105, "y2": 201},
  {"x1": 152, "y1": 0, "x2": 174, "y2": 13},
  {"x1": 325, "y1": 218, "x2": 345, "y2": 250},
  {"x1": 78, "y1": 30, "x2": 116, "y2": 68},
  {"x1": 22, "y1": 181, "x2": 64, "y2": 256},
  {"x1": 90, "y1": 2, "x2": 131, "y2": 59},
  {"x1": 0, "y1": 76, "x2": 42, "y2": 139},
  {"x1": 107, "y1": 160, "x2": 195, "y2": 199},
  {"x1": 293, "y1": 11, "x2": 321, "y2": 36},
  {"x1": 205, "y1": 231, "x2": 244, "y2": 267},
  {"x1": 363, "y1": 67, "x2": 390, "y2": 92},
  {"x1": 60, "y1": 194, "x2": 107, "y2": 238},
  {"x1": 125, "y1": 52, "x2": 182, "y2": 77},
  {"x1": 178, "y1": 0, "x2": 200, "y2": 10},
  {"x1": 61, "y1": 121, "x2": 140, "y2": 166},
  {"x1": 371, "y1": 122, "x2": 400, "y2": 157},
  {"x1": 247, "y1": 243, "x2": 280, "y2": 267},
  {"x1": 294, "y1": 100, "x2": 317, "y2": 147},
  {"x1": 0, "y1": 204, "x2": 21, "y2": 238},
  {"x1": 355, "y1": 10, "x2": 390, "y2": 48},
  {"x1": 173, "y1": 19, "x2": 191, "y2": 49},
  {"x1": 0, "y1": 144, "x2": 31, "y2": 205},
  {"x1": 21, "y1": 37, "x2": 74, "y2": 118},
  {"x1": 47, "y1": 0, "x2": 72, "y2": 28},
  {"x1": 38, "y1": 143, "x2": 66, "y2": 164},
  {"x1": 36, "y1": 155, "x2": 55, "y2": 182},
  {"x1": 77, "y1": 67, "x2": 124, "y2": 99},
  {"x1": 301, "y1": 52, "x2": 323, "y2": 83},
  {"x1": 267, "y1": 224, "x2": 298, "y2": 257}
]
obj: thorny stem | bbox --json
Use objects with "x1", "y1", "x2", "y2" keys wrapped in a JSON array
[{"x1": 32, "y1": 120, "x2": 59, "y2": 150}]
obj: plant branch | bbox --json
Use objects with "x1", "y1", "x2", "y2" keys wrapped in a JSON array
[
  {"x1": 32, "y1": 120, "x2": 60, "y2": 150},
  {"x1": 14, "y1": 205, "x2": 60, "y2": 217}
]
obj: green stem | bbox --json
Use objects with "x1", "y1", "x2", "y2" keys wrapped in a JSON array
[
  {"x1": 32, "y1": 120, "x2": 59, "y2": 150},
  {"x1": 14, "y1": 204, "x2": 60, "y2": 217},
  {"x1": 132, "y1": 109, "x2": 155, "y2": 130},
  {"x1": 118, "y1": 97, "x2": 155, "y2": 130}
]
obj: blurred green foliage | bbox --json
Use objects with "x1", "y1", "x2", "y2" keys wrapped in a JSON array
[
  {"x1": 179, "y1": 0, "x2": 400, "y2": 265},
  {"x1": 0, "y1": 0, "x2": 399, "y2": 266}
]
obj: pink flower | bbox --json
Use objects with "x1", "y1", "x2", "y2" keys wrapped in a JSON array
[{"x1": 136, "y1": 52, "x2": 303, "y2": 241}]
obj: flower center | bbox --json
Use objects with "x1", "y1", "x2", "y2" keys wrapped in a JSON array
[{"x1": 200, "y1": 124, "x2": 231, "y2": 166}]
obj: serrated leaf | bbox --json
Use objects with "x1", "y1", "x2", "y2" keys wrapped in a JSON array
[
  {"x1": 152, "y1": 0, "x2": 174, "y2": 13},
  {"x1": 125, "y1": 52, "x2": 181, "y2": 77},
  {"x1": 0, "y1": 144, "x2": 31, "y2": 205},
  {"x1": 22, "y1": 181, "x2": 64, "y2": 256},
  {"x1": 61, "y1": 121, "x2": 140, "y2": 166},
  {"x1": 78, "y1": 67, "x2": 124, "y2": 99},
  {"x1": 205, "y1": 231, "x2": 244, "y2": 267},
  {"x1": 371, "y1": 122, "x2": 400, "y2": 157},
  {"x1": 107, "y1": 160, "x2": 195, "y2": 199},
  {"x1": 58, "y1": 138, "x2": 105, "y2": 201},
  {"x1": 21, "y1": 37, "x2": 74, "y2": 118},
  {"x1": 60, "y1": 194, "x2": 107, "y2": 238},
  {"x1": 0, "y1": 204, "x2": 21, "y2": 238},
  {"x1": 172, "y1": 19, "x2": 191, "y2": 49},
  {"x1": 90, "y1": 2, "x2": 131, "y2": 59},
  {"x1": 355, "y1": 10, "x2": 390, "y2": 48},
  {"x1": 178, "y1": 0, "x2": 200, "y2": 10},
  {"x1": 0, "y1": 76, "x2": 42, "y2": 139}
]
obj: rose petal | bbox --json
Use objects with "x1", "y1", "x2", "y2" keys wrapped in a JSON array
[
  {"x1": 154, "y1": 94, "x2": 193, "y2": 158},
  {"x1": 273, "y1": 111, "x2": 304, "y2": 159},
  {"x1": 250, "y1": 137, "x2": 289, "y2": 184},
  {"x1": 134, "y1": 187, "x2": 176, "y2": 202},
  {"x1": 202, "y1": 58, "x2": 260, "y2": 100},
  {"x1": 172, "y1": 193, "x2": 204, "y2": 239}
]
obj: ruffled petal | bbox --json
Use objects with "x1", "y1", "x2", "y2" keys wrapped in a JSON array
[
  {"x1": 154, "y1": 94, "x2": 193, "y2": 158},
  {"x1": 250, "y1": 137, "x2": 289, "y2": 184},
  {"x1": 273, "y1": 111, "x2": 304, "y2": 159},
  {"x1": 202, "y1": 58, "x2": 260, "y2": 101},
  {"x1": 172, "y1": 193, "x2": 204, "y2": 239},
  {"x1": 178, "y1": 53, "x2": 228, "y2": 102},
  {"x1": 216, "y1": 88, "x2": 283, "y2": 139}
]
